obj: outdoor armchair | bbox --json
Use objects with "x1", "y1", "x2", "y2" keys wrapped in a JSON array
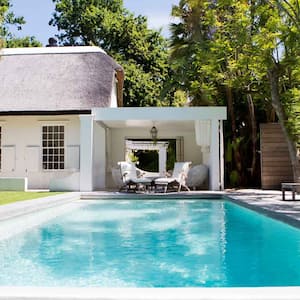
[
  {"x1": 118, "y1": 161, "x2": 152, "y2": 192},
  {"x1": 154, "y1": 162, "x2": 191, "y2": 193}
]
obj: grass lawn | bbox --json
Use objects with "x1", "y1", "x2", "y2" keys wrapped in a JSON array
[{"x1": 0, "y1": 191, "x2": 63, "y2": 205}]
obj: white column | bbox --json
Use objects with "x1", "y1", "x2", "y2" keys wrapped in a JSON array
[
  {"x1": 219, "y1": 120, "x2": 225, "y2": 190},
  {"x1": 209, "y1": 119, "x2": 221, "y2": 191},
  {"x1": 159, "y1": 147, "x2": 167, "y2": 176},
  {"x1": 93, "y1": 123, "x2": 106, "y2": 189},
  {"x1": 80, "y1": 115, "x2": 94, "y2": 191}
]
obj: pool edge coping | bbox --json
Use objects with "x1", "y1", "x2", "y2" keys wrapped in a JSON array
[
  {"x1": 224, "y1": 191, "x2": 300, "y2": 229},
  {"x1": 0, "y1": 286, "x2": 300, "y2": 300},
  {"x1": 0, "y1": 192, "x2": 81, "y2": 222}
]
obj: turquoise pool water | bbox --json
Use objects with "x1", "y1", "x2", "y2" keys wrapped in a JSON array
[{"x1": 0, "y1": 199, "x2": 300, "y2": 287}]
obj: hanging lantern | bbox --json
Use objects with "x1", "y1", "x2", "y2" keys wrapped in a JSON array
[{"x1": 150, "y1": 126, "x2": 158, "y2": 141}]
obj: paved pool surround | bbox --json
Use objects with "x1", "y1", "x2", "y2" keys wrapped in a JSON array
[
  {"x1": 0, "y1": 192, "x2": 80, "y2": 222},
  {"x1": 0, "y1": 189, "x2": 300, "y2": 300}
]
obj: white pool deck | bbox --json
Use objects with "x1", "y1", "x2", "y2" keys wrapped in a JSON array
[{"x1": 0, "y1": 189, "x2": 300, "y2": 300}]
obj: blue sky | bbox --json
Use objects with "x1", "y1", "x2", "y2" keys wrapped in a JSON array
[{"x1": 10, "y1": 0, "x2": 177, "y2": 46}]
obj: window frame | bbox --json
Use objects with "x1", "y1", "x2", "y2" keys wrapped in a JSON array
[{"x1": 41, "y1": 124, "x2": 65, "y2": 171}]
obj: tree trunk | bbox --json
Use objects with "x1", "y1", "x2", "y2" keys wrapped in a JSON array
[
  {"x1": 268, "y1": 65, "x2": 300, "y2": 183},
  {"x1": 246, "y1": 92, "x2": 257, "y2": 179},
  {"x1": 226, "y1": 86, "x2": 242, "y2": 175}
]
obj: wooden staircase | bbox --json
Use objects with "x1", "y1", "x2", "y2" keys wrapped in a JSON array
[{"x1": 260, "y1": 123, "x2": 294, "y2": 189}]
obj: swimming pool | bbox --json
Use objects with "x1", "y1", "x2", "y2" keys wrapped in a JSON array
[{"x1": 0, "y1": 199, "x2": 300, "y2": 287}]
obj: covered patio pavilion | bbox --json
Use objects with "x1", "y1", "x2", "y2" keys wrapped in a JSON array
[{"x1": 79, "y1": 107, "x2": 227, "y2": 192}]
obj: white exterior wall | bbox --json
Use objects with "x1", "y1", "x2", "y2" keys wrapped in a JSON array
[
  {"x1": 0, "y1": 108, "x2": 226, "y2": 191},
  {"x1": 0, "y1": 115, "x2": 80, "y2": 189},
  {"x1": 106, "y1": 127, "x2": 202, "y2": 188}
]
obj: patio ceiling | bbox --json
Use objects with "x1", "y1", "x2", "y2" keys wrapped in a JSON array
[{"x1": 97, "y1": 119, "x2": 194, "y2": 131}]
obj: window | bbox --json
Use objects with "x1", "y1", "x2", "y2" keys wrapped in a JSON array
[
  {"x1": 42, "y1": 125, "x2": 64, "y2": 170},
  {"x1": 0, "y1": 126, "x2": 1, "y2": 170}
]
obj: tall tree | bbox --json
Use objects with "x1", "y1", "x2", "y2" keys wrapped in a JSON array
[
  {"x1": 50, "y1": 0, "x2": 170, "y2": 107},
  {"x1": 0, "y1": 0, "x2": 41, "y2": 47},
  {"x1": 169, "y1": 0, "x2": 216, "y2": 105},
  {"x1": 0, "y1": 0, "x2": 6, "y2": 47},
  {"x1": 170, "y1": 0, "x2": 300, "y2": 186},
  {"x1": 0, "y1": 0, "x2": 24, "y2": 44},
  {"x1": 170, "y1": 0, "x2": 262, "y2": 186},
  {"x1": 252, "y1": 0, "x2": 300, "y2": 182}
]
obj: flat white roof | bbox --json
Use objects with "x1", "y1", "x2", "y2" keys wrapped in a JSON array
[
  {"x1": 93, "y1": 107, "x2": 227, "y2": 122},
  {"x1": 0, "y1": 46, "x2": 106, "y2": 56}
]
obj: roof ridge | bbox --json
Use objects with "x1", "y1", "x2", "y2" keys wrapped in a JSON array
[{"x1": 0, "y1": 46, "x2": 107, "y2": 56}]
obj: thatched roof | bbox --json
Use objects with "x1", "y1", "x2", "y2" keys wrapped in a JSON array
[{"x1": 0, "y1": 46, "x2": 124, "y2": 114}]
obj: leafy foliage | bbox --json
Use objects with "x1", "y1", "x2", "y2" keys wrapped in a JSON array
[
  {"x1": 0, "y1": 0, "x2": 41, "y2": 47},
  {"x1": 170, "y1": 0, "x2": 300, "y2": 186},
  {"x1": 169, "y1": 0, "x2": 217, "y2": 105},
  {"x1": 0, "y1": 0, "x2": 25, "y2": 37},
  {"x1": 50, "y1": 0, "x2": 171, "y2": 106},
  {"x1": 4, "y1": 36, "x2": 42, "y2": 47}
]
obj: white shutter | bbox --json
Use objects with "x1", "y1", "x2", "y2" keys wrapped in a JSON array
[
  {"x1": 2, "y1": 145, "x2": 16, "y2": 172},
  {"x1": 25, "y1": 146, "x2": 40, "y2": 172}
]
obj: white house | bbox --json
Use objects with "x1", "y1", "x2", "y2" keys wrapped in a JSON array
[{"x1": 0, "y1": 46, "x2": 227, "y2": 192}]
